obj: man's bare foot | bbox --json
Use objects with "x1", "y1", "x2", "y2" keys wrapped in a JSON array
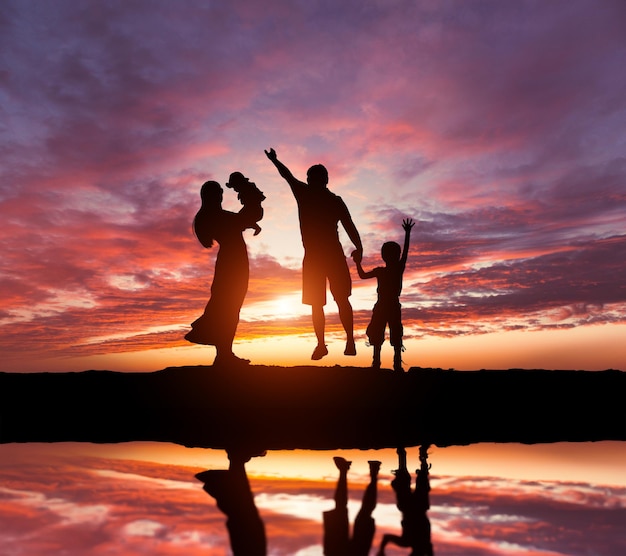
[
  {"x1": 215, "y1": 353, "x2": 250, "y2": 366},
  {"x1": 368, "y1": 460, "x2": 381, "y2": 477},
  {"x1": 344, "y1": 340, "x2": 356, "y2": 356},
  {"x1": 312, "y1": 344, "x2": 328, "y2": 360},
  {"x1": 333, "y1": 456, "x2": 352, "y2": 472},
  {"x1": 228, "y1": 448, "x2": 267, "y2": 464}
]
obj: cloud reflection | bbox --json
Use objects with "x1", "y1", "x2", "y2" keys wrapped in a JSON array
[{"x1": 0, "y1": 448, "x2": 624, "y2": 555}]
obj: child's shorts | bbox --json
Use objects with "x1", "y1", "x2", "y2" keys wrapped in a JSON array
[{"x1": 366, "y1": 301, "x2": 403, "y2": 346}]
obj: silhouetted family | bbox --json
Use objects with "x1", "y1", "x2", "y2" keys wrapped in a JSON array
[
  {"x1": 197, "y1": 447, "x2": 433, "y2": 555},
  {"x1": 185, "y1": 148, "x2": 414, "y2": 370}
]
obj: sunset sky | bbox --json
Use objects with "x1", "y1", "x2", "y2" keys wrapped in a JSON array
[{"x1": 1, "y1": 0, "x2": 625, "y2": 373}]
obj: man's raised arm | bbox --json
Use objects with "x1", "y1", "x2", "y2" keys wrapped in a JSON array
[{"x1": 264, "y1": 148, "x2": 300, "y2": 190}]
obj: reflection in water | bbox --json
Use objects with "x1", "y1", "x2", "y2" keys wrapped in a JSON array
[
  {"x1": 0, "y1": 442, "x2": 623, "y2": 553},
  {"x1": 323, "y1": 457, "x2": 381, "y2": 555},
  {"x1": 195, "y1": 448, "x2": 267, "y2": 556},
  {"x1": 378, "y1": 445, "x2": 433, "y2": 556},
  {"x1": 195, "y1": 446, "x2": 434, "y2": 555}
]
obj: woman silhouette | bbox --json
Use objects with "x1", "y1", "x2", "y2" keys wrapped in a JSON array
[{"x1": 185, "y1": 178, "x2": 264, "y2": 365}]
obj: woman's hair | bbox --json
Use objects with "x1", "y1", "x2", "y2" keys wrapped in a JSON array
[{"x1": 193, "y1": 181, "x2": 222, "y2": 248}]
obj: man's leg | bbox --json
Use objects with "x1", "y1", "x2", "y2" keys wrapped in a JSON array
[
  {"x1": 324, "y1": 457, "x2": 351, "y2": 555},
  {"x1": 311, "y1": 304, "x2": 328, "y2": 360},
  {"x1": 336, "y1": 297, "x2": 356, "y2": 355},
  {"x1": 361, "y1": 460, "x2": 380, "y2": 515},
  {"x1": 303, "y1": 253, "x2": 329, "y2": 360},
  {"x1": 352, "y1": 460, "x2": 381, "y2": 554},
  {"x1": 328, "y1": 255, "x2": 356, "y2": 356},
  {"x1": 333, "y1": 456, "x2": 351, "y2": 507}
]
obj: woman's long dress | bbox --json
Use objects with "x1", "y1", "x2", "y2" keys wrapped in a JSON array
[{"x1": 185, "y1": 201, "x2": 261, "y2": 347}]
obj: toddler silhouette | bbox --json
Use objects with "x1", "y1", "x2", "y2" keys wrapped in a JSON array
[{"x1": 353, "y1": 218, "x2": 414, "y2": 371}]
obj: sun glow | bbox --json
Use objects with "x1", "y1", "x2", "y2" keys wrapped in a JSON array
[
  {"x1": 245, "y1": 293, "x2": 307, "y2": 321},
  {"x1": 271, "y1": 295, "x2": 302, "y2": 317}
]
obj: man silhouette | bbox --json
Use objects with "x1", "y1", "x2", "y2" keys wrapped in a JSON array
[
  {"x1": 265, "y1": 148, "x2": 363, "y2": 360},
  {"x1": 323, "y1": 456, "x2": 381, "y2": 556}
]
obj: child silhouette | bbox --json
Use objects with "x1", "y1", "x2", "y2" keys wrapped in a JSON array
[
  {"x1": 226, "y1": 171, "x2": 266, "y2": 236},
  {"x1": 353, "y1": 218, "x2": 414, "y2": 371}
]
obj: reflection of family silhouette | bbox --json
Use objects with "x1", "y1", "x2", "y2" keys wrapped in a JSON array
[
  {"x1": 323, "y1": 456, "x2": 381, "y2": 555},
  {"x1": 196, "y1": 448, "x2": 267, "y2": 555},
  {"x1": 379, "y1": 446, "x2": 433, "y2": 556},
  {"x1": 185, "y1": 149, "x2": 414, "y2": 369},
  {"x1": 197, "y1": 448, "x2": 433, "y2": 556}
]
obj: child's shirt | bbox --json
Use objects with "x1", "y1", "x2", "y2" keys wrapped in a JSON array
[{"x1": 371, "y1": 262, "x2": 405, "y2": 305}]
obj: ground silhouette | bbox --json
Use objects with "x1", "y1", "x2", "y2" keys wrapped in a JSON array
[{"x1": 1, "y1": 365, "x2": 624, "y2": 449}]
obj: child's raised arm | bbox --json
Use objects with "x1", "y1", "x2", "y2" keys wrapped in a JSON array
[{"x1": 401, "y1": 218, "x2": 414, "y2": 267}]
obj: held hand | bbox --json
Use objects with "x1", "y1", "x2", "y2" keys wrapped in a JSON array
[
  {"x1": 351, "y1": 249, "x2": 363, "y2": 264},
  {"x1": 264, "y1": 148, "x2": 277, "y2": 161},
  {"x1": 402, "y1": 218, "x2": 415, "y2": 232}
]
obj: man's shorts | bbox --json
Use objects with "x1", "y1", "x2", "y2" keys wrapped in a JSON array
[{"x1": 302, "y1": 250, "x2": 351, "y2": 306}]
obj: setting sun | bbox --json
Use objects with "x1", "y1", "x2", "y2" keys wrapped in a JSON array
[
  {"x1": 241, "y1": 293, "x2": 309, "y2": 324},
  {"x1": 269, "y1": 294, "x2": 303, "y2": 318}
]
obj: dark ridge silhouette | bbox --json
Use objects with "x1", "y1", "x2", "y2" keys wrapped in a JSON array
[{"x1": 1, "y1": 365, "x2": 624, "y2": 449}]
